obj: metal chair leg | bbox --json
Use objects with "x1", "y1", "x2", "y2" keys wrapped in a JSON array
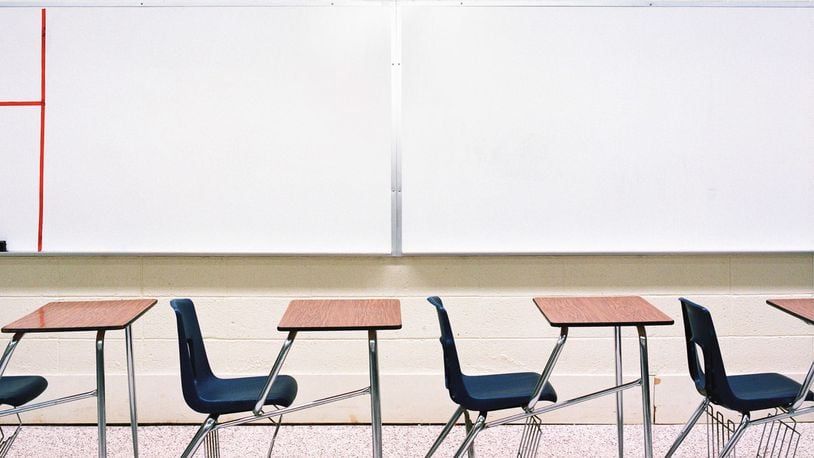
[
  {"x1": 0, "y1": 414, "x2": 23, "y2": 458},
  {"x1": 453, "y1": 413, "x2": 486, "y2": 458},
  {"x1": 182, "y1": 415, "x2": 218, "y2": 458},
  {"x1": 266, "y1": 412, "x2": 283, "y2": 458},
  {"x1": 666, "y1": 399, "x2": 709, "y2": 457},
  {"x1": 718, "y1": 414, "x2": 750, "y2": 458},
  {"x1": 426, "y1": 405, "x2": 465, "y2": 457},
  {"x1": 463, "y1": 410, "x2": 475, "y2": 458}
]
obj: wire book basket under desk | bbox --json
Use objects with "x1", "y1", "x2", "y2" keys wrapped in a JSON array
[{"x1": 705, "y1": 404, "x2": 801, "y2": 458}]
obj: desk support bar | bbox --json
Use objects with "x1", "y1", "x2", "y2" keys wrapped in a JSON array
[
  {"x1": 0, "y1": 390, "x2": 96, "y2": 417},
  {"x1": 368, "y1": 330, "x2": 383, "y2": 458},
  {"x1": 185, "y1": 387, "x2": 372, "y2": 456},
  {"x1": 254, "y1": 331, "x2": 297, "y2": 416},
  {"x1": 748, "y1": 404, "x2": 814, "y2": 427},
  {"x1": 218, "y1": 387, "x2": 370, "y2": 430},
  {"x1": 488, "y1": 379, "x2": 641, "y2": 429},
  {"x1": 637, "y1": 326, "x2": 653, "y2": 458},
  {"x1": 614, "y1": 326, "x2": 624, "y2": 458},
  {"x1": 0, "y1": 333, "x2": 24, "y2": 379},
  {"x1": 125, "y1": 325, "x2": 139, "y2": 458},
  {"x1": 526, "y1": 327, "x2": 568, "y2": 412},
  {"x1": 95, "y1": 330, "x2": 106, "y2": 458}
]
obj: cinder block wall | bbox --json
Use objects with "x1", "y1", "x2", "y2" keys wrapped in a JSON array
[{"x1": 0, "y1": 255, "x2": 812, "y2": 425}]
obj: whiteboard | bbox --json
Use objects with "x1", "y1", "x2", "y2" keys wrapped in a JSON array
[
  {"x1": 401, "y1": 6, "x2": 814, "y2": 253},
  {"x1": 0, "y1": 9, "x2": 42, "y2": 252},
  {"x1": 0, "y1": 108, "x2": 40, "y2": 252},
  {"x1": 40, "y1": 7, "x2": 392, "y2": 253},
  {"x1": 0, "y1": 8, "x2": 40, "y2": 102}
]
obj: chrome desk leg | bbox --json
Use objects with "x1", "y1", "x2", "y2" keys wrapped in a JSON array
[
  {"x1": 614, "y1": 326, "x2": 623, "y2": 458},
  {"x1": 95, "y1": 330, "x2": 107, "y2": 458},
  {"x1": 666, "y1": 399, "x2": 709, "y2": 457},
  {"x1": 368, "y1": 330, "x2": 382, "y2": 458},
  {"x1": 125, "y1": 325, "x2": 139, "y2": 457},
  {"x1": 637, "y1": 326, "x2": 653, "y2": 458},
  {"x1": 453, "y1": 413, "x2": 485, "y2": 458},
  {"x1": 426, "y1": 405, "x2": 465, "y2": 458}
]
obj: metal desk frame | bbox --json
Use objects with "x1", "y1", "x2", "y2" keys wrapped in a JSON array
[{"x1": 0, "y1": 299, "x2": 157, "y2": 458}]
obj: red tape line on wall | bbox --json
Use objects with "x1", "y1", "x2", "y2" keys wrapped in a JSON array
[{"x1": 38, "y1": 8, "x2": 46, "y2": 252}]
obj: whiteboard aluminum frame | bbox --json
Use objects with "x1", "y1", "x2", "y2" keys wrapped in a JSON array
[
  {"x1": 1, "y1": 1, "x2": 813, "y2": 7},
  {"x1": 390, "y1": 0, "x2": 403, "y2": 256},
  {"x1": 1, "y1": 249, "x2": 813, "y2": 257}
]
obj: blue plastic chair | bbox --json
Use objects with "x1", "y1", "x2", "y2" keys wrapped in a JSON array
[
  {"x1": 0, "y1": 375, "x2": 48, "y2": 456},
  {"x1": 425, "y1": 296, "x2": 557, "y2": 457},
  {"x1": 170, "y1": 299, "x2": 298, "y2": 457},
  {"x1": 666, "y1": 298, "x2": 814, "y2": 457}
]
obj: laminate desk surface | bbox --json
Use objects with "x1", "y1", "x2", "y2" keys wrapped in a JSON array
[
  {"x1": 533, "y1": 296, "x2": 674, "y2": 327},
  {"x1": 2, "y1": 299, "x2": 158, "y2": 333},
  {"x1": 767, "y1": 298, "x2": 814, "y2": 325},
  {"x1": 278, "y1": 299, "x2": 402, "y2": 331}
]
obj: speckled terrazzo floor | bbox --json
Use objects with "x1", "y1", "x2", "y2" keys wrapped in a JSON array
[{"x1": 5, "y1": 422, "x2": 814, "y2": 457}]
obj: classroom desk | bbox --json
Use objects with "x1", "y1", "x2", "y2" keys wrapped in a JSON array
[
  {"x1": 767, "y1": 298, "x2": 814, "y2": 325},
  {"x1": 522, "y1": 296, "x2": 673, "y2": 458},
  {"x1": 767, "y1": 298, "x2": 814, "y2": 411},
  {"x1": 252, "y1": 299, "x2": 402, "y2": 458},
  {"x1": 0, "y1": 299, "x2": 157, "y2": 458}
]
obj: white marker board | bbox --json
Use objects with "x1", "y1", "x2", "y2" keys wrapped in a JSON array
[
  {"x1": 401, "y1": 6, "x2": 814, "y2": 253},
  {"x1": 0, "y1": 9, "x2": 42, "y2": 253},
  {"x1": 0, "y1": 107, "x2": 41, "y2": 252},
  {"x1": 4, "y1": 6, "x2": 393, "y2": 253},
  {"x1": 3, "y1": 4, "x2": 814, "y2": 255}
]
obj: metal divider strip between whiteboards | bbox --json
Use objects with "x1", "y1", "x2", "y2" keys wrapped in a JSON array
[{"x1": 390, "y1": 1, "x2": 404, "y2": 256}]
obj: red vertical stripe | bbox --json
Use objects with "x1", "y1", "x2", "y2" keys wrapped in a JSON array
[{"x1": 37, "y1": 8, "x2": 46, "y2": 252}]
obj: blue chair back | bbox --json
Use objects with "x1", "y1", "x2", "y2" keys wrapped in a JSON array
[
  {"x1": 427, "y1": 297, "x2": 467, "y2": 400},
  {"x1": 170, "y1": 299, "x2": 216, "y2": 412},
  {"x1": 679, "y1": 298, "x2": 736, "y2": 406}
]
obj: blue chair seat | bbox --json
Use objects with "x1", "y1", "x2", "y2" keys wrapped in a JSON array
[
  {"x1": 0, "y1": 376, "x2": 47, "y2": 407},
  {"x1": 460, "y1": 372, "x2": 557, "y2": 412},
  {"x1": 722, "y1": 373, "x2": 814, "y2": 414},
  {"x1": 191, "y1": 375, "x2": 298, "y2": 416}
]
